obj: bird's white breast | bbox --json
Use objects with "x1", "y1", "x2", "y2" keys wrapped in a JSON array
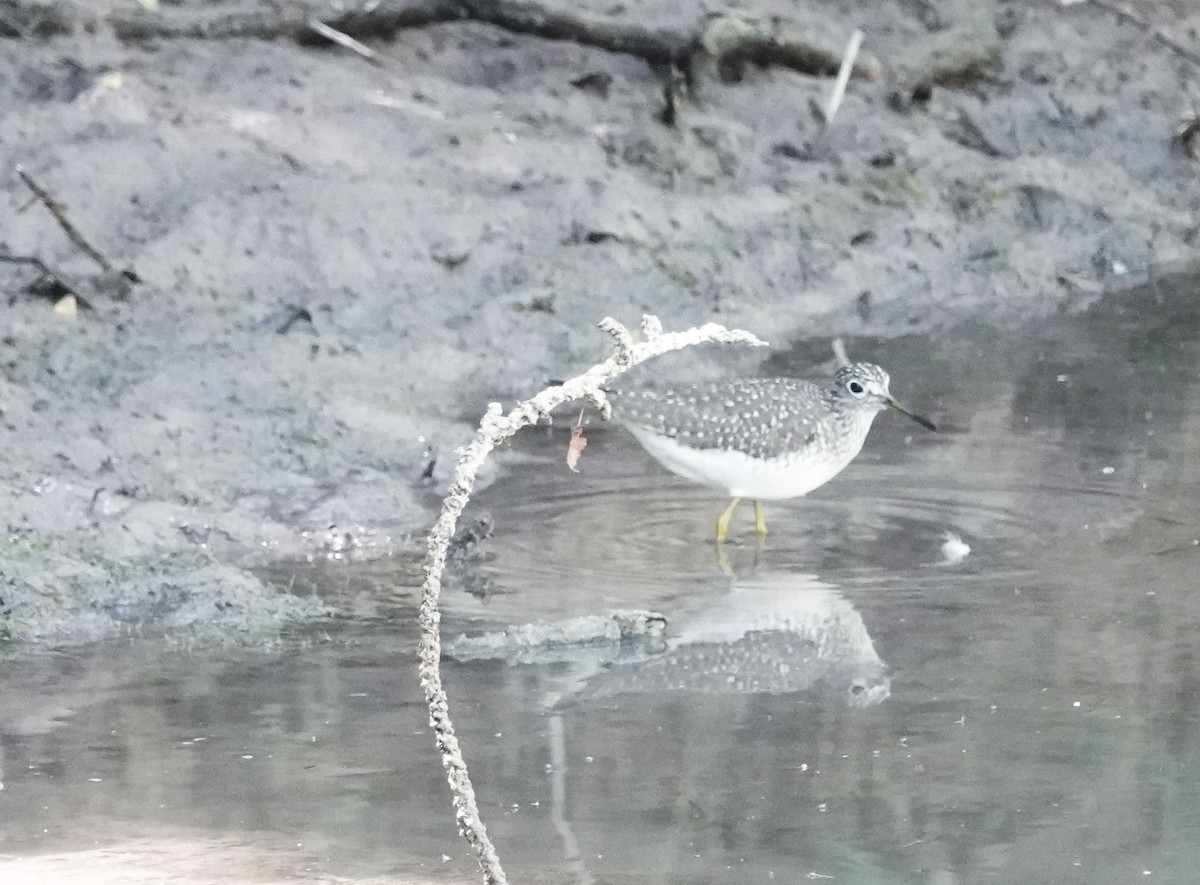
[{"x1": 626, "y1": 424, "x2": 870, "y2": 500}]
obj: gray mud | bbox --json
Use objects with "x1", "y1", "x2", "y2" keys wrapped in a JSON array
[{"x1": 1, "y1": 0, "x2": 1199, "y2": 642}]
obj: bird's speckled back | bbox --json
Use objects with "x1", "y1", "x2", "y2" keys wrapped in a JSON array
[{"x1": 607, "y1": 365, "x2": 891, "y2": 463}]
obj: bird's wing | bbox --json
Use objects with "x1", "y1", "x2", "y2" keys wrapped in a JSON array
[{"x1": 609, "y1": 378, "x2": 823, "y2": 460}]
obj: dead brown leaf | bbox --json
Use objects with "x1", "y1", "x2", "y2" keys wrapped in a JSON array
[{"x1": 566, "y1": 425, "x2": 587, "y2": 472}]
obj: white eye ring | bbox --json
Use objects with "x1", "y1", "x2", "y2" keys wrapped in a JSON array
[{"x1": 847, "y1": 380, "x2": 865, "y2": 396}]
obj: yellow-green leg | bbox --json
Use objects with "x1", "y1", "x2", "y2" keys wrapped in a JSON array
[
  {"x1": 753, "y1": 500, "x2": 768, "y2": 536},
  {"x1": 716, "y1": 497, "x2": 741, "y2": 542},
  {"x1": 714, "y1": 542, "x2": 733, "y2": 577}
]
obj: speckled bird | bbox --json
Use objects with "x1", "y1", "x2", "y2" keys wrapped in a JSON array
[{"x1": 607, "y1": 362, "x2": 936, "y2": 541}]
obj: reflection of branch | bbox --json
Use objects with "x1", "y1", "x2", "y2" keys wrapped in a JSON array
[
  {"x1": 418, "y1": 315, "x2": 766, "y2": 885},
  {"x1": 16, "y1": 167, "x2": 140, "y2": 284},
  {"x1": 547, "y1": 713, "x2": 595, "y2": 885},
  {"x1": 107, "y1": 1, "x2": 881, "y2": 81}
]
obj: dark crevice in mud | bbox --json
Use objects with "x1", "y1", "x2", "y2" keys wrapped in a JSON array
[{"x1": 1, "y1": 0, "x2": 1010, "y2": 98}]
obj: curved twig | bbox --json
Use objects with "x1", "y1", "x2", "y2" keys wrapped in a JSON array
[{"x1": 418, "y1": 315, "x2": 766, "y2": 883}]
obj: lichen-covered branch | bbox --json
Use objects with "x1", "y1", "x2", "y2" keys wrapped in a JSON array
[{"x1": 417, "y1": 315, "x2": 766, "y2": 884}]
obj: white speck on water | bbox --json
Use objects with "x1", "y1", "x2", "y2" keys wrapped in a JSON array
[
  {"x1": 1101, "y1": 465, "x2": 1115, "y2": 474},
  {"x1": 1073, "y1": 701, "x2": 1081, "y2": 708},
  {"x1": 940, "y1": 531, "x2": 971, "y2": 565}
]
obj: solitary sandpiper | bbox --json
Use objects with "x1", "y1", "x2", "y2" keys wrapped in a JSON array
[{"x1": 607, "y1": 362, "x2": 936, "y2": 541}]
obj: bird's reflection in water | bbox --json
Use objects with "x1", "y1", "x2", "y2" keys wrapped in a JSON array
[
  {"x1": 447, "y1": 568, "x2": 888, "y2": 884},
  {"x1": 446, "y1": 568, "x2": 889, "y2": 709},
  {"x1": 574, "y1": 570, "x2": 890, "y2": 708}
]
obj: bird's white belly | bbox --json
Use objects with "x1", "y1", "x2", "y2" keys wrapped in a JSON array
[{"x1": 626, "y1": 426, "x2": 861, "y2": 500}]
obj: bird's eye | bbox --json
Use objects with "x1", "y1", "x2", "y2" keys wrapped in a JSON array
[{"x1": 848, "y1": 380, "x2": 865, "y2": 395}]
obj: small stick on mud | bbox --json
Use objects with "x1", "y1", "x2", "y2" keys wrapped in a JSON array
[
  {"x1": 831, "y1": 337, "x2": 851, "y2": 368},
  {"x1": 0, "y1": 250, "x2": 71, "y2": 285},
  {"x1": 308, "y1": 18, "x2": 383, "y2": 66},
  {"x1": 419, "y1": 315, "x2": 766, "y2": 885},
  {"x1": 824, "y1": 29, "x2": 864, "y2": 125},
  {"x1": 18, "y1": 167, "x2": 112, "y2": 273},
  {"x1": 16, "y1": 167, "x2": 140, "y2": 284},
  {"x1": 657, "y1": 62, "x2": 688, "y2": 127},
  {"x1": 1064, "y1": 0, "x2": 1200, "y2": 69},
  {"x1": 0, "y1": 250, "x2": 91, "y2": 309}
]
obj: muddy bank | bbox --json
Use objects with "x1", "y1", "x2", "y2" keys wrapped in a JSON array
[{"x1": 1, "y1": 0, "x2": 1198, "y2": 641}]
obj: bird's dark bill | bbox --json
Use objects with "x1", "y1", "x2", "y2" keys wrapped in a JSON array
[{"x1": 887, "y1": 398, "x2": 937, "y2": 431}]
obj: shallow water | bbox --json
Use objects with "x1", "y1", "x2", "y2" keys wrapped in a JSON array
[{"x1": 4, "y1": 272, "x2": 1200, "y2": 883}]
